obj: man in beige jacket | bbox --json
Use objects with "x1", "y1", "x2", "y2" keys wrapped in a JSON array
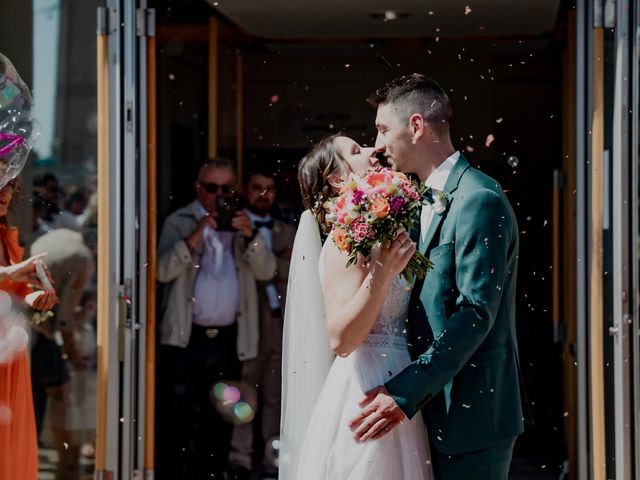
[{"x1": 156, "y1": 158, "x2": 276, "y2": 480}]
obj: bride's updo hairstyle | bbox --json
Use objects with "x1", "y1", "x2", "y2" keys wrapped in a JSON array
[{"x1": 298, "y1": 134, "x2": 344, "y2": 233}]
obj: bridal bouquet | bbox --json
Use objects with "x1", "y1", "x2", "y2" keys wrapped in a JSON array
[{"x1": 325, "y1": 167, "x2": 433, "y2": 281}]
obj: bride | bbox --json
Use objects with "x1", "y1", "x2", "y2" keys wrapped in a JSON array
[{"x1": 280, "y1": 135, "x2": 433, "y2": 479}]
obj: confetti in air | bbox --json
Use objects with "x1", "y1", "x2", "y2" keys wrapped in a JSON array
[{"x1": 485, "y1": 134, "x2": 495, "y2": 147}]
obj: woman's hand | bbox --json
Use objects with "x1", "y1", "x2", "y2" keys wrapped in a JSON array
[
  {"x1": 375, "y1": 229, "x2": 416, "y2": 278},
  {"x1": 31, "y1": 289, "x2": 59, "y2": 311},
  {"x1": 0, "y1": 253, "x2": 46, "y2": 283}
]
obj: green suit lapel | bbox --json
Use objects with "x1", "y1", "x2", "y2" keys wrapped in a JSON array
[
  {"x1": 419, "y1": 155, "x2": 471, "y2": 254},
  {"x1": 417, "y1": 155, "x2": 471, "y2": 413}
]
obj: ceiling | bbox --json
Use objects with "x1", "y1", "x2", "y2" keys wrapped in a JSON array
[{"x1": 208, "y1": 0, "x2": 563, "y2": 39}]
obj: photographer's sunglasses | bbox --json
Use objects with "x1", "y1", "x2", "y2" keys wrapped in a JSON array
[{"x1": 198, "y1": 181, "x2": 235, "y2": 195}]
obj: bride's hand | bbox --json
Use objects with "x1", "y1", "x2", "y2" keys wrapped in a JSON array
[{"x1": 374, "y1": 229, "x2": 416, "y2": 278}]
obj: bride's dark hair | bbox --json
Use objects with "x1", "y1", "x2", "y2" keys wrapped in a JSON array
[{"x1": 298, "y1": 134, "x2": 345, "y2": 233}]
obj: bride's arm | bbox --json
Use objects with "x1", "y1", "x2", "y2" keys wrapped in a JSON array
[{"x1": 323, "y1": 230, "x2": 415, "y2": 357}]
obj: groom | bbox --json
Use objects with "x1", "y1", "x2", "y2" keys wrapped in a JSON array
[{"x1": 350, "y1": 74, "x2": 528, "y2": 478}]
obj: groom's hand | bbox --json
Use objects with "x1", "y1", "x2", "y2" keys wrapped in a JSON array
[{"x1": 349, "y1": 386, "x2": 406, "y2": 442}]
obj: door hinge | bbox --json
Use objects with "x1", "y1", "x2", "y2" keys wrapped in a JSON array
[
  {"x1": 97, "y1": 7, "x2": 118, "y2": 36},
  {"x1": 136, "y1": 8, "x2": 156, "y2": 37}
]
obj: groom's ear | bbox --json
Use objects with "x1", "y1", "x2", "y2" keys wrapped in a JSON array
[{"x1": 409, "y1": 113, "x2": 426, "y2": 142}]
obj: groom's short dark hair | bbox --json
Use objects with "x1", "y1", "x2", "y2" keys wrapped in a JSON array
[{"x1": 367, "y1": 73, "x2": 452, "y2": 134}]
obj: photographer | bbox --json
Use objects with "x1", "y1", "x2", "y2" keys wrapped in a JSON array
[{"x1": 155, "y1": 157, "x2": 276, "y2": 480}]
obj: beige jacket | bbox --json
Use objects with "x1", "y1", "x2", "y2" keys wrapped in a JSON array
[{"x1": 157, "y1": 200, "x2": 276, "y2": 361}]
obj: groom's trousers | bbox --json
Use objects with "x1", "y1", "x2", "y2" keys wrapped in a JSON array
[{"x1": 430, "y1": 436, "x2": 517, "y2": 479}]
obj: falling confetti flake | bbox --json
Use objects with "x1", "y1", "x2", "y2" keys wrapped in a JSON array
[
  {"x1": 465, "y1": 5, "x2": 472, "y2": 15},
  {"x1": 485, "y1": 134, "x2": 495, "y2": 147},
  {"x1": 496, "y1": 117, "x2": 503, "y2": 123},
  {"x1": 270, "y1": 94, "x2": 279, "y2": 104}
]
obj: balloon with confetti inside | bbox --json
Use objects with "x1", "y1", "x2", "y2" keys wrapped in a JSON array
[{"x1": 0, "y1": 54, "x2": 40, "y2": 190}]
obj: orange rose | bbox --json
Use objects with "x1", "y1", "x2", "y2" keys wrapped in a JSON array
[
  {"x1": 370, "y1": 197, "x2": 390, "y2": 218},
  {"x1": 333, "y1": 228, "x2": 352, "y2": 253},
  {"x1": 366, "y1": 172, "x2": 386, "y2": 188}
]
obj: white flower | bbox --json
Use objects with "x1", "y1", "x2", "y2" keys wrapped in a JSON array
[
  {"x1": 363, "y1": 212, "x2": 376, "y2": 223},
  {"x1": 432, "y1": 197, "x2": 446, "y2": 214},
  {"x1": 424, "y1": 189, "x2": 449, "y2": 215}
]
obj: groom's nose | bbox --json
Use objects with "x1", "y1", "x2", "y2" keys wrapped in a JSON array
[{"x1": 374, "y1": 135, "x2": 385, "y2": 152}]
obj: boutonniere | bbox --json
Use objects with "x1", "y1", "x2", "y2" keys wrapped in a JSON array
[{"x1": 423, "y1": 187, "x2": 450, "y2": 215}]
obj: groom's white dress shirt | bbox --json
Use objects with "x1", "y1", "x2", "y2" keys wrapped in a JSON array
[{"x1": 420, "y1": 151, "x2": 460, "y2": 243}]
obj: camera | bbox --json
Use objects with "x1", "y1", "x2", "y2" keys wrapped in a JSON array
[{"x1": 215, "y1": 195, "x2": 244, "y2": 231}]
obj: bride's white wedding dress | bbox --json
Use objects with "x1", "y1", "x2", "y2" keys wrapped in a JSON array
[{"x1": 294, "y1": 241, "x2": 433, "y2": 480}]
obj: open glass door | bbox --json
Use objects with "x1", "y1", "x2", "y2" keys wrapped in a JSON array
[
  {"x1": 609, "y1": 0, "x2": 635, "y2": 478},
  {"x1": 95, "y1": 0, "x2": 154, "y2": 477},
  {"x1": 579, "y1": 0, "x2": 639, "y2": 478}
]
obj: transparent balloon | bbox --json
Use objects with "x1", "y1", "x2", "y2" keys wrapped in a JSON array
[
  {"x1": 209, "y1": 380, "x2": 258, "y2": 425},
  {"x1": 0, "y1": 54, "x2": 39, "y2": 189}
]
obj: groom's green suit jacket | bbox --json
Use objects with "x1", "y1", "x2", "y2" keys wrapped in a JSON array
[{"x1": 386, "y1": 155, "x2": 527, "y2": 456}]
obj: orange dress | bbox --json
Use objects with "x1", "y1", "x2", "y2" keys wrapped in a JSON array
[{"x1": 0, "y1": 224, "x2": 38, "y2": 480}]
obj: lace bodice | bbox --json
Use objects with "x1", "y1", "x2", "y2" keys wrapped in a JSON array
[
  {"x1": 319, "y1": 238, "x2": 411, "y2": 351},
  {"x1": 362, "y1": 275, "x2": 410, "y2": 350}
]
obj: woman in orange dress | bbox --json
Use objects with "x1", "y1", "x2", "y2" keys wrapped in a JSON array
[{"x1": 0, "y1": 178, "x2": 58, "y2": 479}]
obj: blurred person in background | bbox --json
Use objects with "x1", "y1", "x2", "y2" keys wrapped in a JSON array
[
  {"x1": 51, "y1": 185, "x2": 90, "y2": 231},
  {"x1": 31, "y1": 228, "x2": 94, "y2": 480},
  {"x1": 227, "y1": 167, "x2": 295, "y2": 479},
  {"x1": 34, "y1": 172, "x2": 63, "y2": 223},
  {"x1": 31, "y1": 189, "x2": 53, "y2": 240},
  {"x1": 156, "y1": 157, "x2": 276, "y2": 479}
]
